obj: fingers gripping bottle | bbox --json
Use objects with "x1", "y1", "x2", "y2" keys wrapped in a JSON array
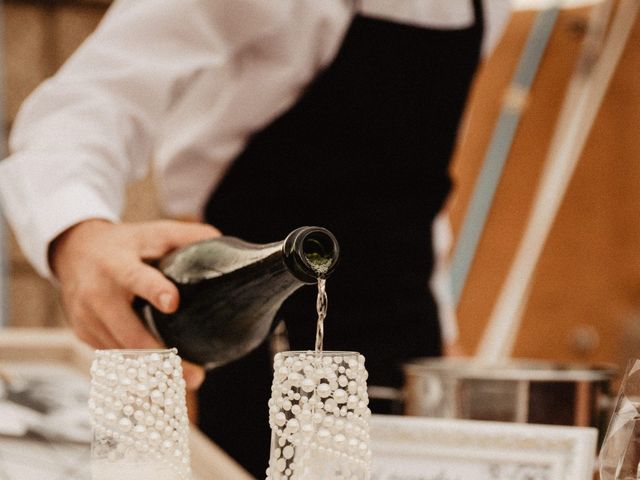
[{"x1": 134, "y1": 226, "x2": 339, "y2": 368}]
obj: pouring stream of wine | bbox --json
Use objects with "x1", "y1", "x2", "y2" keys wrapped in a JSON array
[{"x1": 315, "y1": 278, "x2": 327, "y2": 355}]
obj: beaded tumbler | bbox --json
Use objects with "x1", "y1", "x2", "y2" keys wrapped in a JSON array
[
  {"x1": 266, "y1": 351, "x2": 372, "y2": 480},
  {"x1": 88, "y1": 349, "x2": 192, "y2": 480}
]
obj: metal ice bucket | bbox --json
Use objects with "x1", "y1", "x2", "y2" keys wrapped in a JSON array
[{"x1": 402, "y1": 358, "x2": 617, "y2": 440}]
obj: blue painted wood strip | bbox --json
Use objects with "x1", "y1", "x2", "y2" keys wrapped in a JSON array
[{"x1": 450, "y1": 6, "x2": 560, "y2": 306}]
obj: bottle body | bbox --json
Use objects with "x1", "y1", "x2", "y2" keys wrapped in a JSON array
[{"x1": 135, "y1": 227, "x2": 338, "y2": 368}]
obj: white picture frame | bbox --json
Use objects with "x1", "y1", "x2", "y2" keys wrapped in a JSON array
[{"x1": 370, "y1": 414, "x2": 597, "y2": 480}]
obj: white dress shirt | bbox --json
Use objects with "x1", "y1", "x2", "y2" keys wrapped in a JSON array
[{"x1": 0, "y1": 0, "x2": 510, "y2": 279}]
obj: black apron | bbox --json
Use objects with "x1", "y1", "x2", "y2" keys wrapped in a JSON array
[{"x1": 199, "y1": 3, "x2": 483, "y2": 476}]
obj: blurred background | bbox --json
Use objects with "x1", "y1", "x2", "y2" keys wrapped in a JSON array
[{"x1": 1, "y1": 0, "x2": 640, "y2": 371}]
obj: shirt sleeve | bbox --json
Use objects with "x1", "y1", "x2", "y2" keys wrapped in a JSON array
[{"x1": 0, "y1": 0, "x2": 292, "y2": 278}]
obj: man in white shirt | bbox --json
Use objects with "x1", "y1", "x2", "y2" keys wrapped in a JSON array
[{"x1": 0, "y1": 0, "x2": 509, "y2": 474}]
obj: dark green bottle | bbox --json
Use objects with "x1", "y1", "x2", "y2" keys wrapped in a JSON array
[{"x1": 134, "y1": 226, "x2": 339, "y2": 368}]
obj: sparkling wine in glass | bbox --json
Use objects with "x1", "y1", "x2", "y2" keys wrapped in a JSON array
[{"x1": 266, "y1": 350, "x2": 372, "y2": 480}]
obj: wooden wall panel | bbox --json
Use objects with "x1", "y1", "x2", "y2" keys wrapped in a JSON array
[
  {"x1": 4, "y1": 3, "x2": 49, "y2": 123},
  {"x1": 449, "y1": 5, "x2": 640, "y2": 369},
  {"x1": 54, "y1": 4, "x2": 104, "y2": 64}
]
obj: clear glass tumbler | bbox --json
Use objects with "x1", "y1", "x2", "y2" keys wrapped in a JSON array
[
  {"x1": 266, "y1": 351, "x2": 372, "y2": 480},
  {"x1": 88, "y1": 348, "x2": 192, "y2": 480},
  {"x1": 600, "y1": 359, "x2": 640, "y2": 480}
]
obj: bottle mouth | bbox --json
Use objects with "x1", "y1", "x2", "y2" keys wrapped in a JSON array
[
  {"x1": 284, "y1": 226, "x2": 339, "y2": 283},
  {"x1": 300, "y1": 230, "x2": 337, "y2": 276}
]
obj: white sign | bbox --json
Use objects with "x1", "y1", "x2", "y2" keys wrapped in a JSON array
[{"x1": 370, "y1": 415, "x2": 597, "y2": 480}]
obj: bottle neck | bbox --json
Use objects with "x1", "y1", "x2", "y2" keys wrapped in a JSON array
[{"x1": 282, "y1": 226, "x2": 340, "y2": 284}]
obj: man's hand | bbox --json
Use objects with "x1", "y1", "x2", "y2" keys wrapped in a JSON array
[{"x1": 50, "y1": 219, "x2": 220, "y2": 389}]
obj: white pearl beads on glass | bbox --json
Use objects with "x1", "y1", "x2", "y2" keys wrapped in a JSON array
[
  {"x1": 89, "y1": 349, "x2": 191, "y2": 480},
  {"x1": 266, "y1": 351, "x2": 372, "y2": 480}
]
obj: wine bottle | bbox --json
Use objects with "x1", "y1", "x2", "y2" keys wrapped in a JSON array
[{"x1": 134, "y1": 226, "x2": 339, "y2": 368}]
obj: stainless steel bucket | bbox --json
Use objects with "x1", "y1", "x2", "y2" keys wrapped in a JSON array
[{"x1": 402, "y1": 358, "x2": 617, "y2": 440}]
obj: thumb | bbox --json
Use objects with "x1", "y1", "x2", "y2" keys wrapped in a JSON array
[{"x1": 116, "y1": 261, "x2": 181, "y2": 313}]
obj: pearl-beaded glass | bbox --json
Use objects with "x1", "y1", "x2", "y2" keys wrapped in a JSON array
[
  {"x1": 89, "y1": 349, "x2": 191, "y2": 480},
  {"x1": 266, "y1": 351, "x2": 372, "y2": 480}
]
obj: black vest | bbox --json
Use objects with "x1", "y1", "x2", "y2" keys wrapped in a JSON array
[{"x1": 200, "y1": 4, "x2": 483, "y2": 476}]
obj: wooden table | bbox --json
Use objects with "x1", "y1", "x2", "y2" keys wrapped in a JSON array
[{"x1": 0, "y1": 327, "x2": 254, "y2": 480}]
